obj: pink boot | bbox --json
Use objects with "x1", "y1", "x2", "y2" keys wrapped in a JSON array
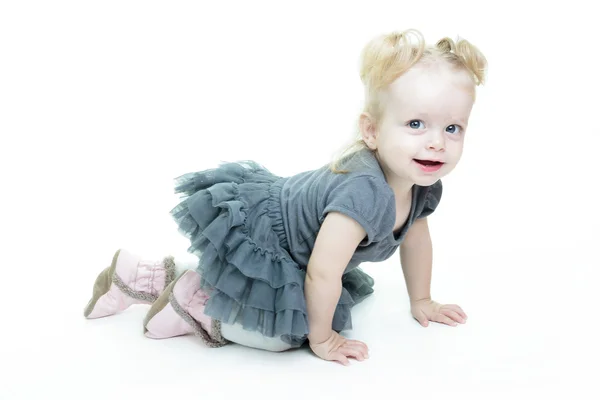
[
  {"x1": 143, "y1": 270, "x2": 228, "y2": 348},
  {"x1": 84, "y1": 249, "x2": 176, "y2": 319}
]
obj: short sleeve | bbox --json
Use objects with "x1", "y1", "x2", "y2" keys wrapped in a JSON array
[
  {"x1": 321, "y1": 175, "x2": 395, "y2": 244},
  {"x1": 417, "y1": 180, "x2": 443, "y2": 219}
]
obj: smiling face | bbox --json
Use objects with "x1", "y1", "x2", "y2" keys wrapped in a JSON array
[{"x1": 361, "y1": 63, "x2": 476, "y2": 188}]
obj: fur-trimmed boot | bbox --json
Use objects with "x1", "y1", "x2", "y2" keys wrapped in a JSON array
[
  {"x1": 143, "y1": 270, "x2": 229, "y2": 348},
  {"x1": 84, "y1": 249, "x2": 177, "y2": 319}
]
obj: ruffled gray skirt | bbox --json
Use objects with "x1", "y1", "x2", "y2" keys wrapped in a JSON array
[{"x1": 170, "y1": 161, "x2": 375, "y2": 348}]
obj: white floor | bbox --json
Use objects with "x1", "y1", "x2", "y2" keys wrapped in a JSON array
[
  {"x1": 2, "y1": 240, "x2": 597, "y2": 399},
  {"x1": 2, "y1": 1, "x2": 599, "y2": 398}
]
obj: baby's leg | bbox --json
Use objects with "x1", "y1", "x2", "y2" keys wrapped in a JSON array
[
  {"x1": 143, "y1": 269, "x2": 294, "y2": 352},
  {"x1": 84, "y1": 248, "x2": 294, "y2": 351}
]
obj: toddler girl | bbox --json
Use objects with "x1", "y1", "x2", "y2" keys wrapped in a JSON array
[{"x1": 84, "y1": 28, "x2": 487, "y2": 366}]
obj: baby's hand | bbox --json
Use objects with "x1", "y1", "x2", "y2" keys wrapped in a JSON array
[
  {"x1": 411, "y1": 299, "x2": 467, "y2": 327},
  {"x1": 309, "y1": 330, "x2": 369, "y2": 366}
]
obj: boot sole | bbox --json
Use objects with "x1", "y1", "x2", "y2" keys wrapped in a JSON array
[{"x1": 83, "y1": 250, "x2": 123, "y2": 318}]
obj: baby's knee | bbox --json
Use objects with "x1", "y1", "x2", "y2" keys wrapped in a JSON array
[{"x1": 220, "y1": 323, "x2": 294, "y2": 352}]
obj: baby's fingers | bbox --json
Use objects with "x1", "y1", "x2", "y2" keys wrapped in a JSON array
[
  {"x1": 443, "y1": 304, "x2": 467, "y2": 319},
  {"x1": 332, "y1": 353, "x2": 350, "y2": 366},
  {"x1": 441, "y1": 309, "x2": 466, "y2": 324},
  {"x1": 343, "y1": 342, "x2": 370, "y2": 360},
  {"x1": 413, "y1": 309, "x2": 430, "y2": 327},
  {"x1": 345, "y1": 339, "x2": 369, "y2": 354},
  {"x1": 339, "y1": 344, "x2": 367, "y2": 361},
  {"x1": 434, "y1": 313, "x2": 458, "y2": 327}
]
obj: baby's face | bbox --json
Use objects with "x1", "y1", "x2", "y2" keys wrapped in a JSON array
[{"x1": 372, "y1": 65, "x2": 475, "y2": 187}]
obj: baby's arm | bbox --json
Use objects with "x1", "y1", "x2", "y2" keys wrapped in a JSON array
[
  {"x1": 305, "y1": 211, "x2": 366, "y2": 344},
  {"x1": 399, "y1": 217, "x2": 433, "y2": 303},
  {"x1": 400, "y1": 217, "x2": 468, "y2": 327}
]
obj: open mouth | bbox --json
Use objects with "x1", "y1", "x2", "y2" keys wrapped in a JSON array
[
  {"x1": 414, "y1": 159, "x2": 445, "y2": 173},
  {"x1": 414, "y1": 159, "x2": 444, "y2": 166}
]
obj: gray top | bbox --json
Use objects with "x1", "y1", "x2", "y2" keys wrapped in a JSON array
[{"x1": 278, "y1": 148, "x2": 442, "y2": 272}]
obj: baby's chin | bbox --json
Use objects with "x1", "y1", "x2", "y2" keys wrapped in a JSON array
[
  {"x1": 412, "y1": 175, "x2": 442, "y2": 186},
  {"x1": 411, "y1": 167, "x2": 450, "y2": 186}
]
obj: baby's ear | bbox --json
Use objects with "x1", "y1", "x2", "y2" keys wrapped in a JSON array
[{"x1": 359, "y1": 113, "x2": 378, "y2": 150}]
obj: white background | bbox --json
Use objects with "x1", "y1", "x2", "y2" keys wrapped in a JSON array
[{"x1": 1, "y1": 0, "x2": 599, "y2": 399}]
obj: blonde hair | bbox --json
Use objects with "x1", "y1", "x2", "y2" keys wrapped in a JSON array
[{"x1": 330, "y1": 28, "x2": 488, "y2": 173}]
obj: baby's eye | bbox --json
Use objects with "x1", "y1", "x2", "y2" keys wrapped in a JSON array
[
  {"x1": 409, "y1": 120, "x2": 424, "y2": 129},
  {"x1": 446, "y1": 124, "x2": 461, "y2": 134}
]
